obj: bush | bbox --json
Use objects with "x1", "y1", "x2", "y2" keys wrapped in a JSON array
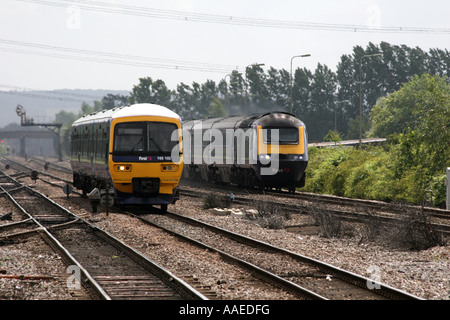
[
  {"x1": 247, "y1": 201, "x2": 290, "y2": 229},
  {"x1": 430, "y1": 174, "x2": 447, "y2": 208},
  {"x1": 388, "y1": 207, "x2": 446, "y2": 250},
  {"x1": 309, "y1": 206, "x2": 342, "y2": 238},
  {"x1": 304, "y1": 145, "x2": 447, "y2": 208},
  {"x1": 202, "y1": 193, "x2": 232, "y2": 209}
]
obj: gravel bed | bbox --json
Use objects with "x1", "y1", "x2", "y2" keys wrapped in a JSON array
[
  {"x1": 94, "y1": 214, "x2": 299, "y2": 300},
  {"x1": 0, "y1": 236, "x2": 78, "y2": 300},
  {"x1": 1, "y1": 159, "x2": 448, "y2": 300},
  {"x1": 171, "y1": 194, "x2": 449, "y2": 300},
  {"x1": 3, "y1": 172, "x2": 299, "y2": 300}
]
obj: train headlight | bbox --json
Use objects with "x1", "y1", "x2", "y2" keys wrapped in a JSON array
[
  {"x1": 161, "y1": 164, "x2": 179, "y2": 172},
  {"x1": 290, "y1": 154, "x2": 304, "y2": 161},
  {"x1": 259, "y1": 154, "x2": 271, "y2": 164},
  {"x1": 115, "y1": 164, "x2": 132, "y2": 172}
]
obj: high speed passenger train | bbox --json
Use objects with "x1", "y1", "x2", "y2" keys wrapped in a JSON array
[{"x1": 182, "y1": 111, "x2": 308, "y2": 193}]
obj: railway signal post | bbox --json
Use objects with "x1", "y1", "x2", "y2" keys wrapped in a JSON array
[{"x1": 16, "y1": 104, "x2": 64, "y2": 161}]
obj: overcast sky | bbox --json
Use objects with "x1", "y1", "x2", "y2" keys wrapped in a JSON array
[{"x1": 1, "y1": 0, "x2": 449, "y2": 92}]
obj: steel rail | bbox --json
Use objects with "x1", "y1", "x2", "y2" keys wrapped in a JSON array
[
  {"x1": 163, "y1": 211, "x2": 423, "y2": 300},
  {"x1": 179, "y1": 188, "x2": 450, "y2": 238},
  {"x1": 0, "y1": 171, "x2": 111, "y2": 300},
  {"x1": 124, "y1": 210, "x2": 327, "y2": 300},
  {"x1": 0, "y1": 170, "x2": 207, "y2": 300}
]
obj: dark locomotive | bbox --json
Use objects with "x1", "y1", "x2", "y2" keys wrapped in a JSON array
[{"x1": 181, "y1": 111, "x2": 308, "y2": 193}]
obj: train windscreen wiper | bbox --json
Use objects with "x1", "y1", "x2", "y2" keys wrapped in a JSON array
[{"x1": 149, "y1": 136, "x2": 164, "y2": 153}]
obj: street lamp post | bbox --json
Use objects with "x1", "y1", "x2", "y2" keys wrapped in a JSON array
[
  {"x1": 290, "y1": 54, "x2": 311, "y2": 114},
  {"x1": 359, "y1": 53, "x2": 382, "y2": 148}
]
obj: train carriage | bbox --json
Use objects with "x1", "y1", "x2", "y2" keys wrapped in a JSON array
[
  {"x1": 182, "y1": 111, "x2": 308, "y2": 193},
  {"x1": 70, "y1": 103, "x2": 183, "y2": 211}
]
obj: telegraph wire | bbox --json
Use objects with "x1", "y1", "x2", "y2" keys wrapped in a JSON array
[
  {"x1": 0, "y1": 46, "x2": 238, "y2": 73},
  {"x1": 0, "y1": 84, "x2": 118, "y2": 101},
  {"x1": 0, "y1": 88, "x2": 97, "y2": 103},
  {"x1": 16, "y1": 0, "x2": 450, "y2": 34},
  {"x1": 0, "y1": 39, "x2": 241, "y2": 73}
]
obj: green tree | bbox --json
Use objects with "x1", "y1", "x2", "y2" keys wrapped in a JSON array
[
  {"x1": 266, "y1": 67, "x2": 290, "y2": 111},
  {"x1": 323, "y1": 129, "x2": 342, "y2": 145},
  {"x1": 54, "y1": 110, "x2": 77, "y2": 124},
  {"x1": 292, "y1": 67, "x2": 312, "y2": 118},
  {"x1": 101, "y1": 93, "x2": 129, "y2": 109},
  {"x1": 246, "y1": 64, "x2": 269, "y2": 112},
  {"x1": 54, "y1": 110, "x2": 78, "y2": 156},
  {"x1": 308, "y1": 63, "x2": 337, "y2": 141},
  {"x1": 199, "y1": 80, "x2": 219, "y2": 117},
  {"x1": 207, "y1": 97, "x2": 227, "y2": 118},
  {"x1": 370, "y1": 74, "x2": 450, "y2": 177},
  {"x1": 370, "y1": 74, "x2": 450, "y2": 138},
  {"x1": 78, "y1": 100, "x2": 103, "y2": 117},
  {"x1": 129, "y1": 77, "x2": 173, "y2": 107},
  {"x1": 172, "y1": 82, "x2": 195, "y2": 119}
]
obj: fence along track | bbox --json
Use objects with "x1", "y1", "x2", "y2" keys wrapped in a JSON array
[{"x1": 0, "y1": 170, "x2": 207, "y2": 300}]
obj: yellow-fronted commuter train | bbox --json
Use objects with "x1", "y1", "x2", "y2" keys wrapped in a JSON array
[
  {"x1": 70, "y1": 103, "x2": 183, "y2": 211},
  {"x1": 182, "y1": 111, "x2": 308, "y2": 193}
]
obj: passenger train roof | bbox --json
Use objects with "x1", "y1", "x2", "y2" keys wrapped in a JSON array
[
  {"x1": 73, "y1": 103, "x2": 181, "y2": 125},
  {"x1": 182, "y1": 111, "x2": 304, "y2": 130}
]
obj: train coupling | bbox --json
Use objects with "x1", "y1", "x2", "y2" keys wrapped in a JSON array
[{"x1": 87, "y1": 187, "x2": 115, "y2": 213}]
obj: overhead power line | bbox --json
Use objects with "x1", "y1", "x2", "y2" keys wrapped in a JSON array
[
  {"x1": 0, "y1": 84, "x2": 113, "y2": 102},
  {"x1": 0, "y1": 83, "x2": 117, "y2": 101},
  {"x1": 0, "y1": 38, "x2": 243, "y2": 73},
  {"x1": 0, "y1": 88, "x2": 96, "y2": 103},
  {"x1": 16, "y1": 0, "x2": 450, "y2": 34}
]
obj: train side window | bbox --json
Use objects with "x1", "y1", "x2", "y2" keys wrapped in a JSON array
[
  {"x1": 83, "y1": 126, "x2": 88, "y2": 157},
  {"x1": 104, "y1": 126, "x2": 109, "y2": 160},
  {"x1": 88, "y1": 125, "x2": 92, "y2": 158},
  {"x1": 75, "y1": 132, "x2": 79, "y2": 155},
  {"x1": 96, "y1": 125, "x2": 103, "y2": 159},
  {"x1": 70, "y1": 131, "x2": 74, "y2": 155},
  {"x1": 70, "y1": 128, "x2": 76, "y2": 155},
  {"x1": 245, "y1": 136, "x2": 249, "y2": 163},
  {"x1": 190, "y1": 133, "x2": 194, "y2": 154}
]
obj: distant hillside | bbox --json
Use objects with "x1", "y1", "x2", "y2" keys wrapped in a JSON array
[{"x1": 0, "y1": 89, "x2": 129, "y2": 128}]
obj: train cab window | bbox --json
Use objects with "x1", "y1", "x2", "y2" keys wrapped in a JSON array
[
  {"x1": 147, "y1": 122, "x2": 178, "y2": 153},
  {"x1": 113, "y1": 122, "x2": 178, "y2": 155},
  {"x1": 114, "y1": 123, "x2": 145, "y2": 153},
  {"x1": 263, "y1": 127, "x2": 299, "y2": 144}
]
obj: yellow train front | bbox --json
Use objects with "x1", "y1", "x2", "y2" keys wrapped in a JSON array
[{"x1": 70, "y1": 103, "x2": 183, "y2": 211}]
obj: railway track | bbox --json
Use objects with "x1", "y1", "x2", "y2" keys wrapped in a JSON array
[
  {"x1": 1, "y1": 156, "x2": 444, "y2": 300},
  {"x1": 1, "y1": 157, "x2": 307, "y2": 300},
  {"x1": 270, "y1": 188, "x2": 450, "y2": 221},
  {"x1": 8, "y1": 155, "x2": 449, "y2": 229},
  {"x1": 124, "y1": 208, "x2": 422, "y2": 300},
  {"x1": 27, "y1": 156, "x2": 73, "y2": 175},
  {"x1": 0, "y1": 170, "x2": 207, "y2": 300},
  {"x1": 179, "y1": 187, "x2": 450, "y2": 239}
]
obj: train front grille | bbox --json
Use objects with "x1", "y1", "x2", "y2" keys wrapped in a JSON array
[{"x1": 132, "y1": 178, "x2": 160, "y2": 195}]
